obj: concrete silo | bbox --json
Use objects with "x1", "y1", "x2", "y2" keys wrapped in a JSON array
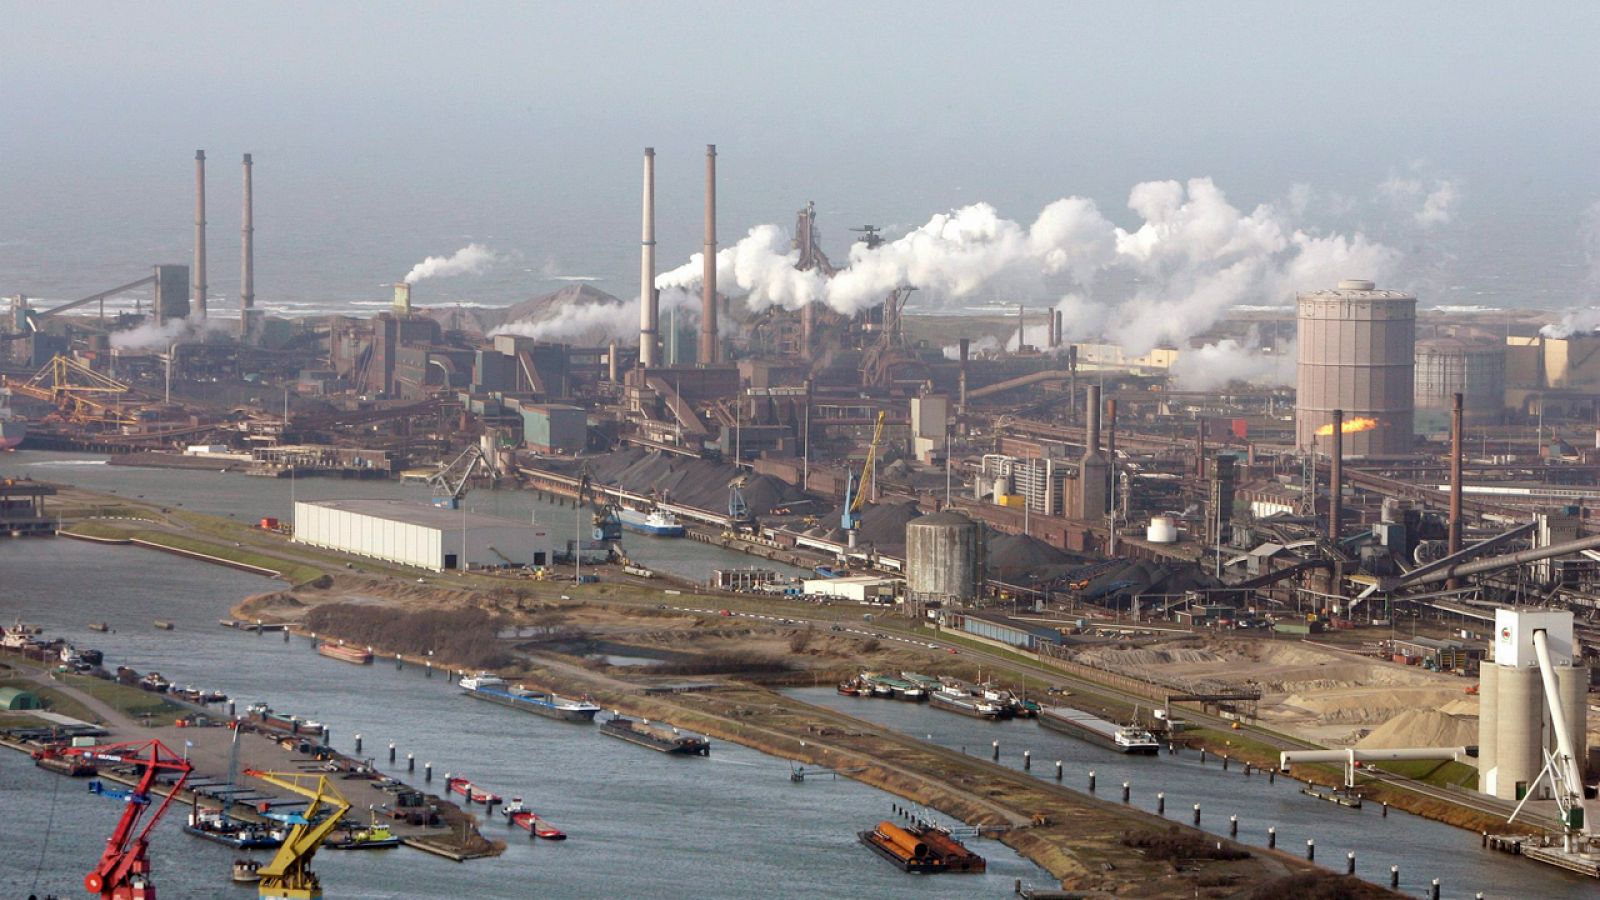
[
  {"x1": 1477, "y1": 608, "x2": 1589, "y2": 802},
  {"x1": 1414, "y1": 338, "x2": 1505, "y2": 428},
  {"x1": 1296, "y1": 279, "x2": 1416, "y2": 456},
  {"x1": 905, "y1": 510, "x2": 983, "y2": 609}
]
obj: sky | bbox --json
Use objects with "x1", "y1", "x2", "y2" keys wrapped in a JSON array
[{"x1": 1, "y1": 2, "x2": 1597, "y2": 313}]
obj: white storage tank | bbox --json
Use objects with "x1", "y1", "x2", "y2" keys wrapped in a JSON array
[
  {"x1": 1295, "y1": 279, "x2": 1416, "y2": 456},
  {"x1": 905, "y1": 511, "x2": 983, "y2": 606},
  {"x1": 1146, "y1": 516, "x2": 1178, "y2": 543}
]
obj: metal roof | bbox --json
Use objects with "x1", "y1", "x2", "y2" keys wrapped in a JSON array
[{"x1": 296, "y1": 498, "x2": 548, "y2": 532}]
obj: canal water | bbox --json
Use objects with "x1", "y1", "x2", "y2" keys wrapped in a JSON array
[
  {"x1": 786, "y1": 689, "x2": 1598, "y2": 899},
  {"x1": 4, "y1": 448, "x2": 808, "y2": 582},
  {"x1": 0, "y1": 538, "x2": 1044, "y2": 898}
]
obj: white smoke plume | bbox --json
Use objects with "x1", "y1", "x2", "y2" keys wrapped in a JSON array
[
  {"x1": 941, "y1": 335, "x2": 1002, "y2": 360},
  {"x1": 111, "y1": 316, "x2": 230, "y2": 352},
  {"x1": 1379, "y1": 172, "x2": 1460, "y2": 227},
  {"x1": 1540, "y1": 308, "x2": 1600, "y2": 339},
  {"x1": 488, "y1": 289, "x2": 702, "y2": 345},
  {"x1": 1581, "y1": 200, "x2": 1600, "y2": 286},
  {"x1": 404, "y1": 244, "x2": 499, "y2": 284},
  {"x1": 659, "y1": 177, "x2": 1400, "y2": 355},
  {"x1": 1168, "y1": 333, "x2": 1297, "y2": 390}
]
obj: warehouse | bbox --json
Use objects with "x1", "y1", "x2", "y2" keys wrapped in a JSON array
[
  {"x1": 293, "y1": 499, "x2": 554, "y2": 572},
  {"x1": 801, "y1": 575, "x2": 901, "y2": 604},
  {"x1": 940, "y1": 610, "x2": 1066, "y2": 652}
]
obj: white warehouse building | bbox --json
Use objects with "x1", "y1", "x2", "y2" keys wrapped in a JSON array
[{"x1": 293, "y1": 499, "x2": 554, "y2": 572}]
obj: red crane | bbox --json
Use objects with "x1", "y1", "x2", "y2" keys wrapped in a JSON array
[{"x1": 65, "y1": 739, "x2": 193, "y2": 900}]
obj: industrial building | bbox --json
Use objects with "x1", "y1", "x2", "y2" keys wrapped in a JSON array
[
  {"x1": 801, "y1": 574, "x2": 900, "y2": 604},
  {"x1": 939, "y1": 610, "x2": 1066, "y2": 652},
  {"x1": 293, "y1": 498, "x2": 553, "y2": 572},
  {"x1": 1296, "y1": 279, "x2": 1416, "y2": 456},
  {"x1": 905, "y1": 510, "x2": 983, "y2": 608},
  {"x1": 1413, "y1": 337, "x2": 1505, "y2": 427},
  {"x1": 1477, "y1": 608, "x2": 1588, "y2": 803}
]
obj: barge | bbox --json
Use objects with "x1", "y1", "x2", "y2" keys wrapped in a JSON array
[
  {"x1": 32, "y1": 747, "x2": 97, "y2": 777},
  {"x1": 858, "y1": 820, "x2": 985, "y2": 874},
  {"x1": 184, "y1": 809, "x2": 285, "y2": 849},
  {"x1": 504, "y1": 798, "x2": 567, "y2": 840},
  {"x1": 317, "y1": 642, "x2": 374, "y2": 665},
  {"x1": 446, "y1": 776, "x2": 503, "y2": 806},
  {"x1": 459, "y1": 673, "x2": 600, "y2": 722},
  {"x1": 599, "y1": 714, "x2": 711, "y2": 755},
  {"x1": 246, "y1": 702, "x2": 325, "y2": 737},
  {"x1": 1037, "y1": 706, "x2": 1160, "y2": 755},
  {"x1": 928, "y1": 687, "x2": 1003, "y2": 719}
]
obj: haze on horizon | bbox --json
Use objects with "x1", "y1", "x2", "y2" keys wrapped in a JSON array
[{"x1": 2, "y1": 1, "x2": 1597, "y2": 313}]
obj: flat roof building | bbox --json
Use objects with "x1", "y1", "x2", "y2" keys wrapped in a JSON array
[{"x1": 293, "y1": 498, "x2": 553, "y2": 573}]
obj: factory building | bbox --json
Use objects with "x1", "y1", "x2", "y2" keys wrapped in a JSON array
[
  {"x1": 905, "y1": 510, "x2": 983, "y2": 608},
  {"x1": 801, "y1": 574, "x2": 900, "y2": 604},
  {"x1": 1296, "y1": 279, "x2": 1416, "y2": 456},
  {"x1": 293, "y1": 499, "x2": 553, "y2": 572},
  {"x1": 939, "y1": 610, "x2": 1066, "y2": 652},
  {"x1": 1413, "y1": 338, "x2": 1505, "y2": 427},
  {"x1": 520, "y1": 403, "x2": 587, "y2": 454},
  {"x1": 1477, "y1": 608, "x2": 1588, "y2": 802}
]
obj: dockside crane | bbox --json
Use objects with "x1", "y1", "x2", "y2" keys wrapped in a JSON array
[
  {"x1": 65, "y1": 739, "x2": 193, "y2": 900},
  {"x1": 241, "y1": 770, "x2": 351, "y2": 900},
  {"x1": 428, "y1": 444, "x2": 493, "y2": 509},
  {"x1": 841, "y1": 411, "x2": 887, "y2": 546}
]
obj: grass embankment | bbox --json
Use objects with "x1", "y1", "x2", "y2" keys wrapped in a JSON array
[
  {"x1": 1374, "y1": 758, "x2": 1478, "y2": 790},
  {"x1": 58, "y1": 674, "x2": 185, "y2": 726},
  {"x1": 0, "y1": 677, "x2": 99, "y2": 723},
  {"x1": 64, "y1": 521, "x2": 327, "y2": 586}
]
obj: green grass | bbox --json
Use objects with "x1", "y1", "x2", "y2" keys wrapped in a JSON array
[
  {"x1": 1373, "y1": 758, "x2": 1478, "y2": 790},
  {"x1": 64, "y1": 522, "x2": 327, "y2": 586},
  {"x1": 57, "y1": 674, "x2": 184, "y2": 726},
  {"x1": 0, "y1": 677, "x2": 100, "y2": 724}
]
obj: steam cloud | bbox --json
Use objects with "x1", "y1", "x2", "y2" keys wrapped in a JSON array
[
  {"x1": 404, "y1": 244, "x2": 499, "y2": 284},
  {"x1": 656, "y1": 177, "x2": 1402, "y2": 355},
  {"x1": 1168, "y1": 333, "x2": 1297, "y2": 390},
  {"x1": 1379, "y1": 173, "x2": 1460, "y2": 227},
  {"x1": 111, "y1": 316, "x2": 230, "y2": 351}
]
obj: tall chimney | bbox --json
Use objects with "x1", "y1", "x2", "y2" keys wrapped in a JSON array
[
  {"x1": 193, "y1": 150, "x2": 207, "y2": 318},
  {"x1": 1017, "y1": 304, "x2": 1025, "y2": 350},
  {"x1": 1054, "y1": 309, "x2": 1064, "y2": 349},
  {"x1": 1086, "y1": 384, "x2": 1101, "y2": 455},
  {"x1": 1106, "y1": 397, "x2": 1118, "y2": 509},
  {"x1": 638, "y1": 147, "x2": 658, "y2": 368},
  {"x1": 699, "y1": 144, "x2": 718, "y2": 364},
  {"x1": 958, "y1": 337, "x2": 970, "y2": 411},
  {"x1": 1329, "y1": 409, "x2": 1344, "y2": 543},
  {"x1": 240, "y1": 153, "x2": 254, "y2": 342},
  {"x1": 1448, "y1": 391, "x2": 1464, "y2": 569},
  {"x1": 608, "y1": 340, "x2": 620, "y2": 383}
]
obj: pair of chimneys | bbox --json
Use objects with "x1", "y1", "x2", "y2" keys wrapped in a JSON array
[
  {"x1": 193, "y1": 150, "x2": 255, "y2": 339},
  {"x1": 638, "y1": 145, "x2": 718, "y2": 368}
]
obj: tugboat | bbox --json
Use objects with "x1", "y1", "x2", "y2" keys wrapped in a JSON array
[
  {"x1": 328, "y1": 811, "x2": 401, "y2": 850},
  {"x1": 138, "y1": 672, "x2": 171, "y2": 693}
]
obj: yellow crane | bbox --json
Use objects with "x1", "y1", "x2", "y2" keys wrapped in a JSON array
[
  {"x1": 242, "y1": 769, "x2": 352, "y2": 900},
  {"x1": 843, "y1": 411, "x2": 887, "y2": 532}
]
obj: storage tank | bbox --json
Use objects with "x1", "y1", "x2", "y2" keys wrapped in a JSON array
[
  {"x1": 1146, "y1": 516, "x2": 1177, "y2": 543},
  {"x1": 1296, "y1": 279, "x2": 1416, "y2": 456},
  {"x1": 1493, "y1": 665, "x2": 1545, "y2": 801},
  {"x1": 905, "y1": 511, "x2": 983, "y2": 606},
  {"x1": 1477, "y1": 661, "x2": 1498, "y2": 785},
  {"x1": 1414, "y1": 338, "x2": 1505, "y2": 427},
  {"x1": 1557, "y1": 663, "x2": 1589, "y2": 774}
]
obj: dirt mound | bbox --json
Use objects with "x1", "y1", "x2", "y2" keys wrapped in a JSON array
[
  {"x1": 1357, "y1": 708, "x2": 1478, "y2": 749},
  {"x1": 233, "y1": 591, "x2": 307, "y2": 620},
  {"x1": 1437, "y1": 698, "x2": 1480, "y2": 716},
  {"x1": 574, "y1": 448, "x2": 806, "y2": 518},
  {"x1": 1281, "y1": 685, "x2": 1467, "y2": 726},
  {"x1": 986, "y1": 532, "x2": 1077, "y2": 581},
  {"x1": 1076, "y1": 646, "x2": 1221, "y2": 668}
]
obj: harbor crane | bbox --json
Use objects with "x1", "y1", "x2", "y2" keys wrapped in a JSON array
[
  {"x1": 428, "y1": 444, "x2": 493, "y2": 509},
  {"x1": 242, "y1": 770, "x2": 352, "y2": 900},
  {"x1": 841, "y1": 411, "x2": 887, "y2": 543},
  {"x1": 65, "y1": 739, "x2": 193, "y2": 900},
  {"x1": 728, "y1": 475, "x2": 755, "y2": 533}
]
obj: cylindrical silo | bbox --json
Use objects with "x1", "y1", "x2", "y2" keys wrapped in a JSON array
[
  {"x1": 1556, "y1": 664, "x2": 1589, "y2": 772},
  {"x1": 1494, "y1": 665, "x2": 1545, "y2": 801},
  {"x1": 1414, "y1": 338, "x2": 1505, "y2": 428},
  {"x1": 1477, "y1": 662, "x2": 1498, "y2": 791},
  {"x1": 1296, "y1": 279, "x2": 1416, "y2": 456},
  {"x1": 906, "y1": 511, "x2": 982, "y2": 606}
]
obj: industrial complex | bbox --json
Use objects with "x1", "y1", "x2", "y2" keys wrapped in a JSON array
[{"x1": 8, "y1": 142, "x2": 1600, "y2": 887}]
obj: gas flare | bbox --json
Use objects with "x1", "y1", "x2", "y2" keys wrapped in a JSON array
[{"x1": 1316, "y1": 417, "x2": 1378, "y2": 436}]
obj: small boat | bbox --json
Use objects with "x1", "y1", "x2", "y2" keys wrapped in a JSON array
[
  {"x1": 328, "y1": 812, "x2": 401, "y2": 850},
  {"x1": 458, "y1": 672, "x2": 505, "y2": 691},
  {"x1": 617, "y1": 506, "x2": 687, "y2": 538},
  {"x1": 232, "y1": 859, "x2": 262, "y2": 883},
  {"x1": 87, "y1": 622, "x2": 110, "y2": 633},
  {"x1": 138, "y1": 672, "x2": 171, "y2": 693},
  {"x1": 837, "y1": 679, "x2": 864, "y2": 696},
  {"x1": 317, "y1": 642, "x2": 374, "y2": 665},
  {"x1": 153, "y1": 620, "x2": 175, "y2": 631}
]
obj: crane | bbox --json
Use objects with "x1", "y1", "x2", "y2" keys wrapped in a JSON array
[
  {"x1": 842, "y1": 411, "x2": 887, "y2": 536},
  {"x1": 428, "y1": 444, "x2": 492, "y2": 509},
  {"x1": 728, "y1": 476, "x2": 755, "y2": 533},
  {"x1": 66, "y1": 739, "x2": 193, "y2": 900},
  {"x1": 242, "y1": 770, "x2": 351, "y2": 900}
]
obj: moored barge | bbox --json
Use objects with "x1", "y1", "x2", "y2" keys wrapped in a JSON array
[
  {"x1": 1037, "y1": 706, "x2": 1160, "y2": 755},
  {"x1": 459, "y1": 673, "x2": 600, "y2": 722},
  {"x1": 599, "y1": 714, "x2": 710, "y2": 755},
  {"x1": 316, "y1": 642, "x2": 373, "y2": 665}
]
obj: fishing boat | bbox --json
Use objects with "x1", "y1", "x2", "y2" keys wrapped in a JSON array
[
  {"x1": 617, "y1": 506, "x2": 686, "y2": 537},
  {"x1": 316, "y1": 642, "x2": 373, "y2": 665}
]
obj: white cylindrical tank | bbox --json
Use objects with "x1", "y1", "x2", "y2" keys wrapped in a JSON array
[
  {"x1": 1494, "y1": 665, "x2": 1545, "y2": 801},
  {"x1": 1477, "y1": 662, "x2": 1498, "y2": 792},
  {"x1": 1146, "y1": 516, "x2": 1177, "y2": 543},
  {"x1": 1295, "y1": 279, "x2": 1417, "y2": 456},
  {"x1": 905, "y1": 511, "x2": 983, "y2": 605},
  {"x1": 1557, "y1": 664, "x2": 1589, "y2": 772},
  {"x1": 992, "y1": 477, "x2": 1009, "y2": 504}
]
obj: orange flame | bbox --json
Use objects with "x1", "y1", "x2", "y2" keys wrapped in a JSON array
[{"x1": 1315, "y1": 417, "x2": 1379, "y2": 436}]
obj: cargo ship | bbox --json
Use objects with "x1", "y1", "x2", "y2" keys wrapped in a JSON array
[
  {"x1": 617, "y1": 506, "x2": 686, "y2": 537},
  {"x1": 246, "y1": 702, "x2": 325, "y2": 737},
  {"x1": 928, "y1": 687, "x2": 1003, "y2": 719},
  {"x1": 317, "y1": 642, "x2": 373, "y2": 665},
  {"x1": 1037, "y1": 706, "x2": 1160, "y2": 755},
  {"x1": 459, "y1": 673, "x2": 601, "y2": 722},
  {"x1": 858, "y1": 820, "x2": 986, "y2": 874},
  {"x1": 0, "y1": 389, "x2": 26, "y2": 451},
  {"x1": 599, "y1": 714, "x2": 711, "y2": 755}
]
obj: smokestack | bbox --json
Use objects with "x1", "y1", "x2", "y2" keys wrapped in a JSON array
[
  {"x1": 958, "y1": 337, "x2": 970, "y2": 411},
  {"x1": 699, "y1": 144, "x2": 718, "y2": 365},
  {"x1": 1449, "y1": 391, "x2": 1464, "y2": 566},
  {"x1": 240, "y1": 153, "x2": 254, "y2": 342},
  {"x1": 1086, "y1": 384, "x2": 1101, "y2": 455},
  {"x1": 193, "y1": 150, "x2": 207, "y2": 318},
  {"x1": 1330, "y1": 409, "x2": 1344, "y2": 543},
  {"x1": 638, "y1": 148, "x2": 658, "y2": 368},
  {"x1": 608, "y1": 340, "x2": 619, "y2": 383},
  {"x1": 1054, "y1": 310, "x2": 1064, "y2": 349},
  {"x1": 1106, "y1": 397, "x2": 1118, "y2": 508}
]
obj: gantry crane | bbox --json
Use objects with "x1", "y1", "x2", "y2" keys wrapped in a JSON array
[
  {"x1": 242, "y1": 770, "x2": 352, "y2": 900},
  {"x1": 65, "y1": 739, "x2": 193, "y2": 900},
  {"x1": 427, "y1": 444, "x2": 493, "y2": 509},
  {"x1": 842, "y1": 411, "x2": 887, "y2": 539}
]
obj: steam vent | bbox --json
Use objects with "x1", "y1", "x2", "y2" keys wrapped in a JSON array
[{"x1": 1295, "y1": 279, "x2": 1416, "y2": 457}]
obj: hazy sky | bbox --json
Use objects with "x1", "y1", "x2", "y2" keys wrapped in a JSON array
[{"x1": 3, "y1": 2, "x2": 1597, "y2": 308}]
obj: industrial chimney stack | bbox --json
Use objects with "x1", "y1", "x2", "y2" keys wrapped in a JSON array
[
  {"x1": 700, "y1": 144, "x2": 718, "y2": 365},
  {"x1": 638, "y1": 147, "x2": 658, "y2": 368},
  {"x1": 1329, "y1": 409, "x2": 1344, "y2": 542},
  {"x1": 193, "y1": 150, "x2": 207, "y2": 318},
  {"x1": 240, "y1": 153, "x2": 254, "y2": 342}
]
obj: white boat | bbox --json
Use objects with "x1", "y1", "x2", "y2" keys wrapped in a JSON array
[
  {"x1": 459, "y1": 672, "x2": 506, "y2": 691},
  {"x1": 617, "y1": 507, "x2": 686, "y2": 537}
]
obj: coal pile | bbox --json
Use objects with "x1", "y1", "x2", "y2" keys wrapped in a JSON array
[
  {"x1": 809, "y1": 500, "x2": 922, "y2": 553},
  {"x1": 985, "y1": 531, "x2": 1080, "y2": 583},
  {"x1": 561, "y1": 448, "x2": 806, "y2": 517}
]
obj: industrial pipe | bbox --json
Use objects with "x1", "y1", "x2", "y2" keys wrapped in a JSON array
[
  {"x1": 1448, "y1": 392, "x2": 1464, "y2": 579},
  {"x1": 1406, "y1": 530, "x2": 1600, "y2": 588},
  {"x1": 699, "y1": 144, "x2": 718, "y2": 365},
  {"x1": 1330, "y1": 409, "x2": 1344, "y2": 543},
  {"x1": 1530, "y1": 629, "x2": 1589, "y2": 836},
  {"x1": 1085, "y1": 385, "x2": 1101, "y2": 455},
  {"x1": 638, "y1": 147, "x2": 657, "y2": 368}
]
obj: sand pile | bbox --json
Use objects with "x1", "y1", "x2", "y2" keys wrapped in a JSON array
[
  {"x1": 1076, "y1": 646, "x2": 1221, "y2": 668},
  {"x1": 1280, "y1": 685, "x2": 1467, "y2": 726},
  {"x1": 1357, "y1": 709, "x2": 1478, "y2": 749},
  {"x1": 1437, "y1": 698, "x2": 1480, "y2": 716}
]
